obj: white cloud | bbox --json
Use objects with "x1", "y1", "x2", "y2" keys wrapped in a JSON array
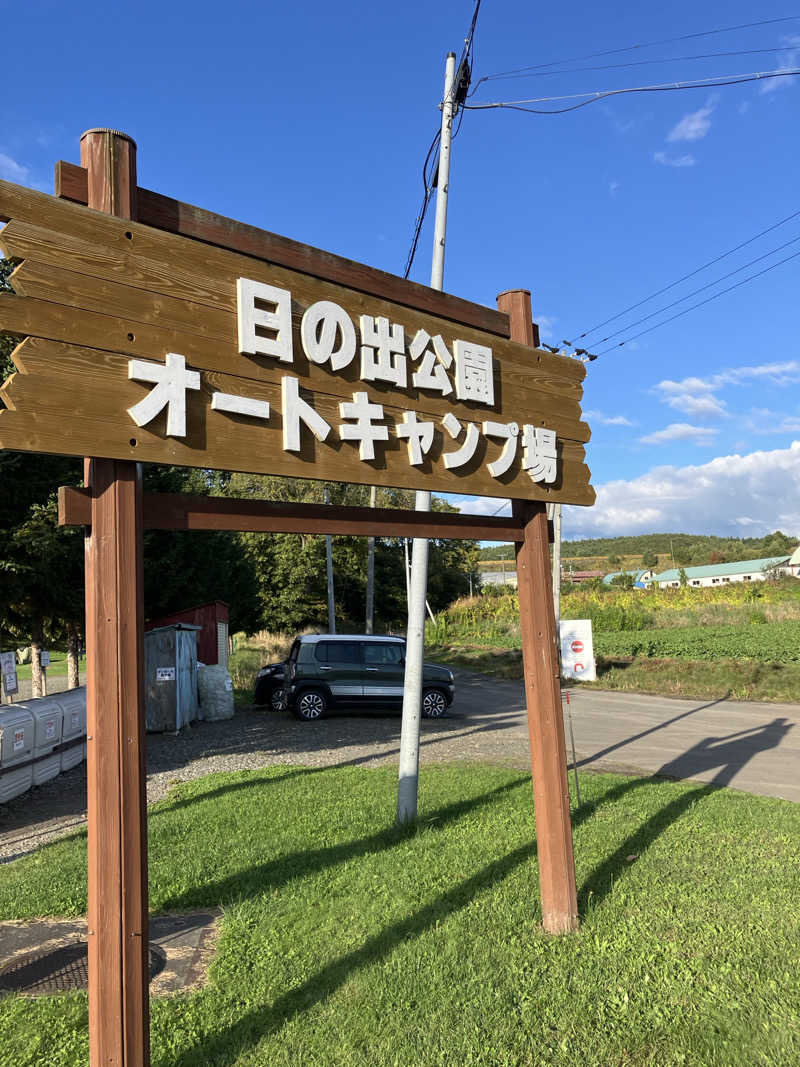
[
  {"x1": 759, "y1": 36, "x2": 800, "y2": 95},
  {"x1": 653, "y1": 151, "x2": 695, "y2": 168},
  {"x1": 563, "y1": 441, "x2": 800, "y2": 538},
  {"x1": 0, "y1": 153, "x2": 29, "y2": 182},
  {"x1": 640, "y1": 423, "x2": 718, "y2": 445},
  {"x1": 653, "y1": 361, "x2": 800, "y2": 419},
  {"x1": 667, "y1": 99, "x2": 716, "y2": 143},
  {"x1": 584, "y1": 409, "x2": 634, "y2": 427},
  {"x1": 609, "y1": 180, "x2": 620, "y2": 196}
]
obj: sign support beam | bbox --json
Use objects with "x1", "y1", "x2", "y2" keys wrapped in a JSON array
[
  {"x1": 498, "y1": 289, "x2": 579, "y2": 935},
  {"x1": 81, "y1": 128, "x2": 150, "y2": 1066}
]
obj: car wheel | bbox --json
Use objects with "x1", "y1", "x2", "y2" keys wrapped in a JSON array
[
  {"x1": 270, "y1": 686, "x2": 285, "y2": 713},
  {"x1": 294, "y1": 688, "x2": 327, "y2": 721},
  {"x1": 421, "y1": 687, "x2": 447, "y2": 718}
]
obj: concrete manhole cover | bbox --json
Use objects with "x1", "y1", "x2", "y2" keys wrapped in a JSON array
[{"x1": 0, "y1": 942, "x2": 165, "y2": 997}]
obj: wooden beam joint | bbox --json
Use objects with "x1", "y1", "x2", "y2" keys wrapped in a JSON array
[{"x1": 59, "y1": 486, "x2": 549, "y2": 543}]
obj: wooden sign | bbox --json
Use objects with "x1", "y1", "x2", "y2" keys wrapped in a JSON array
[{"x1": 0, "y1": 178, "x2": 593, "y2": 504}]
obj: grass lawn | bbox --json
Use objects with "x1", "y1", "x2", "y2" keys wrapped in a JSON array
[
  {"x1": 12, "y1": 652, "x2": 86, "y2": 682},
  {"x1": 1, "y1": 765, "x2": 799, "y2": 1066}
]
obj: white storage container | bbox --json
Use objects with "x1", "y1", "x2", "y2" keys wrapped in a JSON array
[
  {"x1": 58, "y1": 687, "x2": 87, "y2": 772},
  {"x1": 197, "y1": 665, "x2": 235, "y2": 721},
  {"x1": 27, "y1": 697, "x2": 64, "y2": 786},
  {"x1": 0, "y1": 706, "x2": 35, "y2": 803}
]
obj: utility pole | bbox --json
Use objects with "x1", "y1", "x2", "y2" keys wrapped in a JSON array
[
  {"x1": 365, "y1": 484, "x2": 377, "y2": 634},
  {"x1": 324, "y1": 486, "x2": 336, "y2": 634},
  {"x1": 398, "y1": 51, "x2": 457, "y2": 824}
]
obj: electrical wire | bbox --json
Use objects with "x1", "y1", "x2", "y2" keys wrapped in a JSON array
[
  {"x1": 586, "y1": 233, "x2": 800, "y2": 346},
  {"x1": 594, "y1": 247, "x2": 800, "y2": 355},
  {"x1": 473, "y1": 15, "x2": 800, "y2": 86},
  {"x1": 463, "y1": 68, "x2": 800, "y2": 114},
  {"x1": 403, "y1": 129, "x2": 441, "y2": 279},
  {"x1": 482, "y1": 44, "x2": 800, "y2": 82},
  {"x1": 403, "y1": 0, "x2": 482, "y2": 278},
  {"x1": 565, "y1": 208, "x2": 800, "y2": 345}
]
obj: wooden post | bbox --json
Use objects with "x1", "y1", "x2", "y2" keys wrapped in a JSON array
[
  {"x1": 497, "y1": 288, "x2": 578, "y2": 934},
  {"x1": 81, "y1": 129, "x2": 150, "y2": 1065}
]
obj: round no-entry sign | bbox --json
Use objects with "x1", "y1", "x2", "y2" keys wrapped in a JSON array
[{"x1": 571, "y1": 639, "x2": 584, "y2": 654}]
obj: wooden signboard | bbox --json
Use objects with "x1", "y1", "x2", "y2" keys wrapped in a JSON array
[
  {"x1": 0, "y1": 178, "x2": 592, "y2": 505},
  {"x1": 0, "y1": 129, "x2": 589, "y2": 1067}
]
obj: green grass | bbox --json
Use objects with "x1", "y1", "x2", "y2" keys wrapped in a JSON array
[
  {"x1": 12, "y1": 652, "x2": 86, "y2": 682},
  {"x1": 1, "y1": 764, "x2": 799, "y2": 1066}
]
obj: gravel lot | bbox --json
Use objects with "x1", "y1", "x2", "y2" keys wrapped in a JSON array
[{"x1": 0, "y1": 686, "x2": 531, "y2": 864}]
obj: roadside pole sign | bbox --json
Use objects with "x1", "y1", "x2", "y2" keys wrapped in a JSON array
[
  {"x1": 559, "y1": 619, "x2": 596, "y2": 682},
  {"x1": 1, "y1": 651, "x2": 18, "y2": 698},
  {"x1": 40, "y1": 649, "x2": 51, "y2": 668}
]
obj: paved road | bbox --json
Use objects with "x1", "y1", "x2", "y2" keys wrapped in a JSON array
[{"x1": 451, "y1": 671, "x2": 800, "y2": 803}]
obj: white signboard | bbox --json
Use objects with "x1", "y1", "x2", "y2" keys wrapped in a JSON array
[
  {"x1": 40, "y1": 649, "x2": 50, "y2": 668},
  {"x1": 559, "y1": 619, "x2": 596, "y2": 682},
  {"x1": 1, "y1": 651, "x2": 18, "y2": 696},
  {"x1": 156, "y1": 667, "x2": 176, "y2": 683}
]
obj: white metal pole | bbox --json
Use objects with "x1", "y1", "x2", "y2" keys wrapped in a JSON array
[
  {"x1": 324, "y1": 487, "x2": 336, "y2": 634},
  {"x1": 398, "y1": 51, "x2": 457, "y2": 824}
]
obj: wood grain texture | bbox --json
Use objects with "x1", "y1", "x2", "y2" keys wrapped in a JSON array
[
  {"x1": 2, "y1": 336, "x2": 594, "y2": 505},
  {"x1": 0, "y1": 201, "x2": 587, "y2": 411},
  {"x1": 501, "y1": 288, "x2": 579, "y2": 936},
  {"x1": 79, "y1": 129, "x2": 150, "y2": 1067},
  {"x1": 59, "y1": 486, "x2": 534, "y2": 541},
  {"x1": 53, "y1": 160, "x2": 510, "y2": 337}
]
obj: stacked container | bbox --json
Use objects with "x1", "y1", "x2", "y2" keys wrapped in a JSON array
[
  {"x1": 27, "y1": 697, "x2": 64, "y2": 786},
  {"x1": 0, "y1": 705, "x2": 35, "y2": 803},
  {"x1": 58, "y1": 687, "x2": 87, "y2": 771}
]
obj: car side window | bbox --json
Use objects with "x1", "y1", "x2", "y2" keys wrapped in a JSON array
[
  {"x1": 364, "y1": 643, "x2": 404, "y2": 665},
  {"x1": 318, "y1": 642, "x2": 361, "y2": 664},
  {"x1": 334, "y1": 642, "x2": 361, "y2": 665}
]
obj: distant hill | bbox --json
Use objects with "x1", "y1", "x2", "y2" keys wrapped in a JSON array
[{"x1": 479, "y1": 531, "x2": 798, "y2": 568}]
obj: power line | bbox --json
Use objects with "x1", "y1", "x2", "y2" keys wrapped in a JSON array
[
  {"x1": 482, "y1": 44, "x2": 800, "y2": 82},
  {"x1": 594, "y1": 247, "x2": 800, "y2": 355},
  {"x1": 586, "y1": 233, "x2": 800, "y2": 347},
  {"x1": 474, "y1": 15, "x2": 800, "y2": 85},
  {"x1": 403, "y1": 0, "x2": 482, "y2": 279},
  {"x1": 565, "y1": 208, "x2": 800, "y2": 345},
  {"x1": 463, "y1": 67, "x2": 800, "y2": 114}
]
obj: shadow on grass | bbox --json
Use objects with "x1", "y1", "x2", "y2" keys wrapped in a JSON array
[
  {"x1": 158, "y1": 774, "x2": 530, "y2": 911},
  {"x1": 168, "y1": 841, "x2": 538, "y2": 1067},
  {"x1": 163, "y1": 716, "x2": 795, "y2": 1064}
]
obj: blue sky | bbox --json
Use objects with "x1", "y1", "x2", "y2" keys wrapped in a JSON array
[{"x1": 3, "y1": 1, "x2": 800, "y2": 539}]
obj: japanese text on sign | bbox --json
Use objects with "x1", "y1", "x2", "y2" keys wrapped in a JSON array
[{"x1": 125, "y1": 278, "x2": 559, "y2": 486}]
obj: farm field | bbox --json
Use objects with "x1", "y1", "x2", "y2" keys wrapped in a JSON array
[
  {"x1": 1, "y1": 763, "x2": 799, "y2": 1066},
  {"x1": 425, "y1": 580, "x2": 800, "y2": 703}
]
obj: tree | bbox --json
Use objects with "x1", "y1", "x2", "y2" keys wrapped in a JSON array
[
  {"x1": 641, "y1": 551, "x2": 659, "y2": 570},
  {"x1": 607, "y1": 554, "x2": 621, "y2": 567},
  {"x1": 610, "y1": 573, "x2": 634, "y2": 589}
]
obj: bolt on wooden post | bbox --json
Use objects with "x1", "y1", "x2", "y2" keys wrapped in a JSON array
[
  {"x1": 497, "y1": 288, "x2": 579, "y2": 935},
  {"x1": 80, "y1": 128, "x2": 150, "y2": 1066}
]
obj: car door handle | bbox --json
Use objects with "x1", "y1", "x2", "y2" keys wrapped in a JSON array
[
  {"x1": 319, "y1": 665, "x2": 332, "y2": 671},
  {"x1": 365, "y1": 667, "x2": 380, "y2": 671}
]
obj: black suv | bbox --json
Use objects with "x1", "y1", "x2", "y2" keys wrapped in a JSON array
[{"x1": 283, "y1": 634, "x2": 455, "y2": 721}]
